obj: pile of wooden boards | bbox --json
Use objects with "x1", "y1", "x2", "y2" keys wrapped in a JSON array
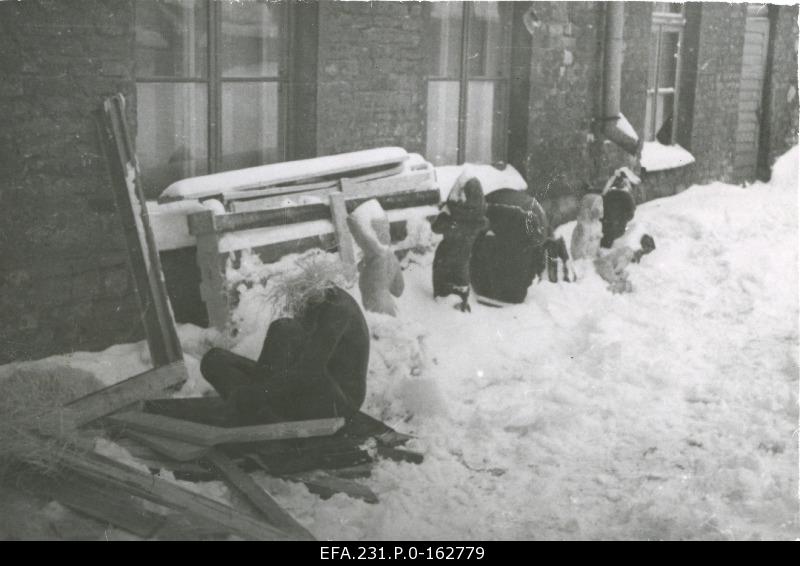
[{"x1": 21, "y1": 374, "x2": 423, "y2": 541}]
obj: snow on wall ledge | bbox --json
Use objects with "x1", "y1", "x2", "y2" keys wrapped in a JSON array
[{"x1": 640, "y1": 141, "x2": 696, "y2": 172}]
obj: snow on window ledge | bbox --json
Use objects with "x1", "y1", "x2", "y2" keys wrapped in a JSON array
[{"x1": 640, "y1": 141, "x2": 696, "y2": 173}]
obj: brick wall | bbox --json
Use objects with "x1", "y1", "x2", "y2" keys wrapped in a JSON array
[
  {"x1": 315, "y1": 1, "x2": 427, "y2": 156},
  {"x1": 687, "y1": 3, "x2": 747, "y2": 184},
  {"x1": 0, "y1": 0, "x2": 141, "y2": 364},
  {"x1": 522, "y1": 1, "x2": 601, "y2": 225}
]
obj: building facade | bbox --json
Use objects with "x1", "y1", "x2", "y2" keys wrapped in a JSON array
[{"x1": 1, "y1": 1, "x2": 797, "y2": 363}]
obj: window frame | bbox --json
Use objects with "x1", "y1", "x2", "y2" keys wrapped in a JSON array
[
  {"x1": 134, "y1": 0, "x2": 293, "y2": 178},
  {"x1": 646, "y1": 7, "x2": 685, "y2": 144},
  {"x1": 425, "y1": 1, "x2": 512, "y2": 165}
]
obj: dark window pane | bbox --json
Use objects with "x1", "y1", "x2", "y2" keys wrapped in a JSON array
[
  {"x1": 136, "y1": 83, "x2": 208, "y2": 194},
  {"x1": 465, "y1": 80, "x2": 506, "y2": 164},
  {"x1": 426, "y1": 81, "x2": 460, "y2": 165},
  {"x1": 221, "y1": 0, "x2": 283, "y2": 78},
  {"x1": 135, "y1": 0, "x2": 207, "y2": 78},
  {"x1": 657, "y1": 31, "x2": 679, "y2": 89},
  {"x1": 468, "y1": 2, "x2": 511, "y2": 78},
  {"x1": 221, "y1": 82, "x2": 281, "y2": 170},
  {"x1": 426, "y1": 1, "x2": 463, "y2": 77}
]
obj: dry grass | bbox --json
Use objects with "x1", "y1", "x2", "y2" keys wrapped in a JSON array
[
  {"x1": 266, "y1": 251, "x2": 352, "y2": 318},
  {"x1": 0, "y1": 365, "x2": 101, "y2": 478}
]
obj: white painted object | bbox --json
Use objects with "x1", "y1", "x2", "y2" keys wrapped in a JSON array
[
  {"x1": 570, "y1": 193, "x2": 604, "y2": 260},
  {"x1": 159, "y1": 147, "x2": 409, "y2": 202},
  {"x1": 435, "y1": 162, "x2": 527, "y2": 201}
]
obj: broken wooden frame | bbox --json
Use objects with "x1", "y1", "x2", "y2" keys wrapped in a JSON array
[
  {"x1": 97, "y1": 94, "x2": 184, "y2": 369},
  {"x1": 190, "y1": 183, "x2": 440, "y2": 329}
]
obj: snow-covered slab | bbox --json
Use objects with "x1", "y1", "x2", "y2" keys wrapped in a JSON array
[
  {"x1": 435, "y1": 163, "x2": 527, "y2": 200},
  {"x1": 159, "y1": 147, "x2": 409, "y2": 203},
  {"x1": 640, "y1": 141, "x2": 696, "y2": 172},
  {"x1": 147, "y1": 200, "x2": 207, "y2": 251}
]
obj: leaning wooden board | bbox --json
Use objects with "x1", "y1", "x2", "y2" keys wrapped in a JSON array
[
  {"x1": 106, "y1": 411, "x2": 344, "y2": 446},
  {"x1": 159, "y1": 147, "x2": 409, "y2": 203},
  {"x1": 98, "y1": 94, "x2": 184, "y2": 367}
]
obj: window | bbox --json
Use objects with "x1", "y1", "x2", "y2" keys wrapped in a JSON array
[
  {"x1": 425, "y1": 2, "x2": 512, "y2": 166},
  {"x1": 135, "y1": 0, "x2": 290, "y2": 193},
  {"x1": 644, "y1": 3, "x2": 684, "y2": 144}
]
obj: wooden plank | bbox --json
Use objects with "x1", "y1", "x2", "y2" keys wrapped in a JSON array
[
  {"x1": 197, "y1": 189, "x2": 440, "y2": 235},
  {"x1": 22, "y1": 470, "x2": 168, "y2": 539},
  {"x1": 205, "y1": 449, "x2": 315, "y2": 540},
  {"x1": 244, "y1": 447, "x2": 374, "y2": 476},
  {"x1": 53, "y1": 361, "x2": 187, "y2": 429},
  {"x1": 341, "y1": 170, "x2": 435, "y2": 199},
  {"x1": 282, "y1": 470, "x2": 379, "y2": 504},
  {"x1": 123, "y1": 429, "x2": 210, "y2": 462},
  {"x1": 329, "y1": 192, "x2": 357, "y2": 271},
  {"x1": 228, "y1": 190, "x2": 334, "y2": 213},
  {"x1": 159, "y1": 147, "x2": 409, "y2": 202},
  {"x1": 98, "y1": 94, "x2": 183, "y2": 366},
  {"x1": 106, "y1": 411, "x2": 345, "y2": 446},
  {"x1": 192, "y1": 211, "x2": 230, "y2": 330},
  {"x1": 58, "y1": 449, "x2": 293, "y2": 541}
]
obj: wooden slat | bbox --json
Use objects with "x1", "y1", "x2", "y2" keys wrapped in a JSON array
[
  {"x1": 106, "y1": 411, "x2": 345, "y2": 446},
  {"x1": 340, "y1": 170, "x2": 435, "y2": 199},
  {"x1": 98, "y1": 94, "x2": 183, "y2": 366},
  {"x1": 191, "y1": 189, "x2": 440, "y2": 235},
  {"x1": 22, "y1": 470, "x2": 168, "y2": 539},
  {"x1": 282, "y1": 470, "x2": 379, "y2": 504},
  {"x1": 123, "y1": 429, "x2": 210, "y2": 462},
  {"x1": 58, "y1": 450, "x2": 292, "y2": 541},
  {"x1": 54, "y1": 361, "x2": 187, "y2": 429},
  {"x1": 205, "y1": 449, "x2": 315, "y2": 540}
]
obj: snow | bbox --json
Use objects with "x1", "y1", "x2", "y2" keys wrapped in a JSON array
[
  {"x1": 146, "y1": 199, "x2": 206, "y2": 251},
  {"x1": 435, "y1": 163, "x2": 527, "y2": 200},
  {"x1": 159, "y1": 147, "x2": 409, "y2": 202},
  {"x1": 2, "y1": 147, "x2": 797, "y2": 540},
  {"x1": 641, "y1": 142, "x2": 696, "y2": 172},
  {"x1": 616, "y1": 112, "x2": 639, "y2": 143}
]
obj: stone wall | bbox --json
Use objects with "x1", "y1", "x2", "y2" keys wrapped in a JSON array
[
  {"x1": 315, "y1": 1, "x2": 427, "y2": 156},
  {"x1": 0, "y1": 0, "x2": 141, "y2": 364}
]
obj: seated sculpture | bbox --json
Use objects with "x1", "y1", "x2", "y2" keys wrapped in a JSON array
[{"x1": 200, "y1": 264, "x2": 369, "y2": 424}]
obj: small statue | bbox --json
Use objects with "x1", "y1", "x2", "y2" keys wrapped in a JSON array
[
  {"x1": 347, "y1": 199, "x2": 404, "y2": 317},
  {"x1": 571, "y1": 193, "x2": 604, "y2": 260},
  {"x1": 601, "y1": 167, "x2": 640, "y2": 249},
  {"x1": 432, "y1": 175, "x2": 489, "y2": 312},
  {"x1": 594, "y1": 234, "x2": 656, "y2": 293}
]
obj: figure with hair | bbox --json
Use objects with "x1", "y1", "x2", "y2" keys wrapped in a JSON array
[{"x1": 200, "y1": 259, "x2": 370, "y2": 424}]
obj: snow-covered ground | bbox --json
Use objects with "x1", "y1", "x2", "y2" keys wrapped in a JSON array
[{"x1": 2, "y1": 148, "x2": 797, "y2": 540}]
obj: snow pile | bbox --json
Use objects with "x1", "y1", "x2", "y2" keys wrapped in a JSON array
[
  {"x1": 640, "y1": 141, "x2": 696, "y2": 172},
  {"x1": 1, "y1": 147, "x2": 797, "y2": 540}
]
